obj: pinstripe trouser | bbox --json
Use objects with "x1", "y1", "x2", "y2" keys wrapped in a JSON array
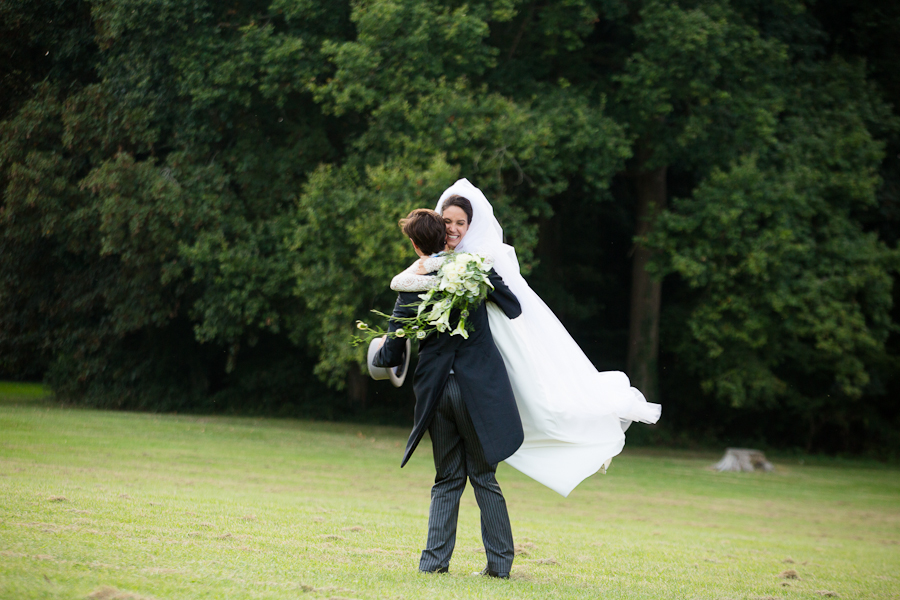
[{"x1": 419, "y1": 375, "x2": 515, "y2": 573}]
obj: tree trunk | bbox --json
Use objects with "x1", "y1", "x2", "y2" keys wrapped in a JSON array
[
  {"x1": 627, "y1": 165, "x2": 667, "y2": 403},
  {"x1": 346, "y1": 368, "x2": 368, "y2": 409}
]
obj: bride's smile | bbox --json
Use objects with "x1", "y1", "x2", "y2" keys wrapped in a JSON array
[{"x1": 442, "y1": 206, "x2": 469, "y2": 250}]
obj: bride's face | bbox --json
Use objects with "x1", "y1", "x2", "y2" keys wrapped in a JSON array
[{"x1": 442, "y1": 206, "x2": 469, "y2": 250}]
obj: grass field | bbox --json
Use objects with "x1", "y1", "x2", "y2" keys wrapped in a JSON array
[{"x1": 1, "y1": 383, "x2": 898, "y2": 600}]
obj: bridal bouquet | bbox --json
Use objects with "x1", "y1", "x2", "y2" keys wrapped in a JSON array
[{"x1": 353, "y1": 252, "x2": 493, "y2": 345}]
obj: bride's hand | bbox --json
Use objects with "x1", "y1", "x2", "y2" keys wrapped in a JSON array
[{"x1": 414, "y1": 258, "x2": 428, "y2": 275}]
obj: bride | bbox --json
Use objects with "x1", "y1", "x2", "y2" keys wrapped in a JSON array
[{"x1": 392, "y1": 178, "x2": 661, "y2": 497}]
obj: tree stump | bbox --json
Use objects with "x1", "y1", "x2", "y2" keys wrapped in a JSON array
[{"x1": 713, "y1": 448, "x2": 774, "y2": 472}]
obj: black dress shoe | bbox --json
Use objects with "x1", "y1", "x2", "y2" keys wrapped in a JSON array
[
  {"x1": 421, "y1": 566, "x2": 449, "y2": 574},
  {"x1": 477, "y1": 567, "x2": 509, "y2": 579}
]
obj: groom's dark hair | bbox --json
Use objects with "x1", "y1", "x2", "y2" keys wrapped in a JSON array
[{"x1": 399, "y1": 209, "x2": 446, "y2": 255}]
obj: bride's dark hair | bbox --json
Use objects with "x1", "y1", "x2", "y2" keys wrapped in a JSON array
[{"x1": 441, "y1": 195, "x2": 473, "y2": 224}]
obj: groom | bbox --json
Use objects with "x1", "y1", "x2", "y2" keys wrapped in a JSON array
[{"x1": 373, "y1": 208, "x2": 524, "y2": 578}]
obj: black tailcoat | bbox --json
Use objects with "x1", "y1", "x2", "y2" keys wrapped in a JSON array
[{"x1": 374, "y1": 269, "x2": 523, "y2": 467}]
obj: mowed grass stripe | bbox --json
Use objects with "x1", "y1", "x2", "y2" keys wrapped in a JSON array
[{"x1": 1, "y1": 385, "x2": 898, "y2": 600}]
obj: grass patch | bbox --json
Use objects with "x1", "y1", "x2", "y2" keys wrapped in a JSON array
[
  {"x1": 0, "y1": 381, "x2": 52, "y2": 405},
  {"x1": 1, "y1": 396, "x2": 898, "y2": 599}
]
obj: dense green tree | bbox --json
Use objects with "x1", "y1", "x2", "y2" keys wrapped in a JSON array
[
  {"x1": 641, "y1": 7, "x2": 899, "y2": 450},
  {"x1": 1, "y1": 0, "x2": 343, "y2": 404},
  {"x1": 609, "y1": 0, "x2": 791, "y2": 401}
]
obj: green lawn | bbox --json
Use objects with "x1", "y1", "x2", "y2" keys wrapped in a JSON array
[{"x1": 1, "y1": 384, "x2": 898, "y2": 600}]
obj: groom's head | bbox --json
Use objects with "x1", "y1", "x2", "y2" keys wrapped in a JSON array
[{"x1": 399, "y1": 209, "x2": 446, "y2": 256}]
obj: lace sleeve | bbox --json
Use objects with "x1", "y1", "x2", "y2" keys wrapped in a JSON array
[
  {"x1": 421, "y1": 256, "x2": 445, "y2": 273},
  {"x1": 390, "y1": 262, "x2": 437, "y2": 292}
]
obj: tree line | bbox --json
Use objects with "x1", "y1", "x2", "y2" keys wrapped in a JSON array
[{"x1": 1, "y1": 0, "x2": 898, "y2": 454}]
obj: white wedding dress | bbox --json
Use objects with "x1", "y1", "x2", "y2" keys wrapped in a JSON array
[{"x1": 392, "y1": 179, "x2": 661, "y2": 497}]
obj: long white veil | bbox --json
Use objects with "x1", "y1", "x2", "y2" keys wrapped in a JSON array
[{"x1": 436, "y1": 178, "x2": 661, "y2": 496}]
